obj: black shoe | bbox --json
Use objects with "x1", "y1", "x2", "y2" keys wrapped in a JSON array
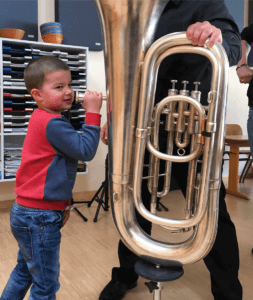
[{"x1": 99, "y1": 268, "x2": 137, "y2": 300}]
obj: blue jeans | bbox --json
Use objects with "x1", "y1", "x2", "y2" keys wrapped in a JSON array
[
  {"x1": 247, "y1": 107, "x2": 253, "y2": 155},
  {"x1": 0, "y1": 202, "x2": 64, "y2": 300}
]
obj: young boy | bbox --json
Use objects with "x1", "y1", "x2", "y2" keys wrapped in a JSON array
[{"x1": 0, "y1": 56, "x2": 102, "y2": 300}]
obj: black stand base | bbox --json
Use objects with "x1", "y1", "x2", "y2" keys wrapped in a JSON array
[
  {"x1": 135, "y1": 258, "x2": 184, "y2": 282},
  {"x1": 134, "y1": 258, "x2": 184, "y2": 296},
  {"x1": 156, "y1": 199, "x2": 169, "y2": 212},
  {"x1": 72, "y1": 201, "x2": 88, "y2": 222}
]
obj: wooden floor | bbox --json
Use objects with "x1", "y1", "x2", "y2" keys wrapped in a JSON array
[{"x1": 0, "y1": 179, "x2": 252, "y2": 300}]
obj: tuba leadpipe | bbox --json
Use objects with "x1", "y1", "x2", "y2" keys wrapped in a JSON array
[
  {"x1": 74, "y1": 91, "x2": 107, "y2": 103},
  {"x1": 92, "y1": 0, "x2": 229, "y2": 266}
]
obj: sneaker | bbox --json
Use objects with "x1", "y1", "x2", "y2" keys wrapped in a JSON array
[{"x1": 99, "y1": 268, "x2": 137, "y2": 300}]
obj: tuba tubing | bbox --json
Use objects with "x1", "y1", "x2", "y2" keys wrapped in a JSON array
[
  {"x1": 92, "y1": 0, "x2": 229, "y2": 266},
  {"x1": 114, "y1": 33, "x2": 228, "y2": 265}
]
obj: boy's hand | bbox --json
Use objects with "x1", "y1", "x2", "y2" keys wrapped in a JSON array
[
  {"x1": 101, "y1": 122, "x2": 108, "y2": 145},
  {"x1": 82, "y1": 90, "x2": 102, "y2": 114},
  {"x1": 62, "y1": 210, "x2": 70, "y2": 228}
]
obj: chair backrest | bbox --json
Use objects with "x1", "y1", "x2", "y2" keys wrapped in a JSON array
[{"x1": 225, "y1": 124, "x2": 243, "y2": 135}]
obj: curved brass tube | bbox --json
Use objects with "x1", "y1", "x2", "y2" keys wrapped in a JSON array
[{"x1": 92, "y1": 0, "x2": 229, "y2": 266}]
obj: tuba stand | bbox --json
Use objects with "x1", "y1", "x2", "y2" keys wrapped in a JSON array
[{"x1": 134, "y1": 259, "x2": 184, "y2": 300}]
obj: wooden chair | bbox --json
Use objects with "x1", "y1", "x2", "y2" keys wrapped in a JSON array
[
  {"x1": 225, "y1": 124, "x2": 243, "y2": 135},
  {"x1": 224, "y1": 124, "x2": 252, "y2": 183}
]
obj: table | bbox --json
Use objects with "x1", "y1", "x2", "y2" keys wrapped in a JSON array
[{"x1": 225, "y1": 135, "x2": 250, "y2": 200}]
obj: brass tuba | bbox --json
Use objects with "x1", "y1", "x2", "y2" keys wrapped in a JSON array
[{"x1": 92, "y1": 0, "x2": 229, "y2": 267}]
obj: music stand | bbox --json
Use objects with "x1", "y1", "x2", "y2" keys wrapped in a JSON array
[{"x1": 72, "y1": 155, "x2": 109, "y2": 222}]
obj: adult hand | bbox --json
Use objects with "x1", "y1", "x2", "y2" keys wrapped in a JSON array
[
  {"x1": 237, "y1": 65, "x2": 253, "y2": 84},
  {"x1": 186, "y1": 21, "x2": 222, "y2": 48},
  {"x1": 101, "y1": 122, "x2": 108, "y2": 145}
]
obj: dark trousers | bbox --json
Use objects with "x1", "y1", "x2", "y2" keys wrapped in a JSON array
[{"x1": 116, "y1": 150, "x2": 243, "y2": 300}]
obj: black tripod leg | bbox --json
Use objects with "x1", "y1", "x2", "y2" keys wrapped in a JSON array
[
  {"x1": 73, "y1": 206, "x2": 88, "y2": 222},
  {"x1": 104, "y1": 181, "x2": 109, "y2": 211},
  {"x1": 93, "y1": 187, "x2": 106, "y2": 222},
  {"x1": 71, "y1": 198, "x2": 88, "y2": 222},
  {"x1": 87, "y1": 183, "x2": 104, "y2": 208},
  {"x1": 104, "y1": 156, "x2": 109, "y2": 211},
  {"x1": 93, "y1": 204, "x2": 101, "y2": 222},
  {"x1": 86, "y1": 154, "x2": 110, "y2": 222},
  {"x1": 158, "y1": 201, "x2": 169, "y2": 211}
]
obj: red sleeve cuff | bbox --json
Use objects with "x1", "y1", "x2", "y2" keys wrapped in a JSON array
[{"x1": 85, "y1": 112, "x2": 101, "y2": 127}]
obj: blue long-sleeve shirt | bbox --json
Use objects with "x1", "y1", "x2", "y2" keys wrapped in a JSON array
[{"x1": 15, "y1": 109, "x2": 101, "y2": 210}]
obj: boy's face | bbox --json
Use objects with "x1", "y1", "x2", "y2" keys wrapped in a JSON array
[{"x1": 36, "y1": 70, "x2": 74, "y2": 114}]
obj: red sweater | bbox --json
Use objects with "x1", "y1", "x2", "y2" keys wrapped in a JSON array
[{"x1": 15, "y1": 109, "x2": 101, "y2": 210}]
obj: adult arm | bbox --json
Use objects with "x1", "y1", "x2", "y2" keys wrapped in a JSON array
[
  {"x1": 187, "y1": 0, "x2": 242, "y2": 66},
  {"x1": 236, "y1": 24, "x2": 253, "y2": 84}
]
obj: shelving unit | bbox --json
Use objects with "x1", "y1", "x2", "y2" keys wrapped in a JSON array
[{"x1": 0, "y1": 37, "x2": 89, "y2": 181}]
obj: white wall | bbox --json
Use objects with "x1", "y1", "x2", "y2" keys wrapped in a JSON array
[
  {"x1": 223, "y1": 66, "x2": 250, "y2": 178},
  {"x1": 37, "y1": 0, "x2": 55, "y2": 42}
]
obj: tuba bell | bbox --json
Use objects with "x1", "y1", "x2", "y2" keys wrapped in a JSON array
[{"x1": 92, "y1": 0, "x2": 228, "y2": 269}]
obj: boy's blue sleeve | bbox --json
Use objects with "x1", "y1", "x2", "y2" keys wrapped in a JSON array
[{"x1": 46, "y1": 117, "x2": 101, "y2": 161}]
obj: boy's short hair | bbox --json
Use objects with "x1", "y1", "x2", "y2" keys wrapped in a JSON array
[{"x1": 24, "y1": 56, "x2": 70, "y2": 93}]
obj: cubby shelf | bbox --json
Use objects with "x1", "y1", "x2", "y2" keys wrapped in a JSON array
[{"x1": 0, "y1": 37, "x2": 89, "y2": 181}]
